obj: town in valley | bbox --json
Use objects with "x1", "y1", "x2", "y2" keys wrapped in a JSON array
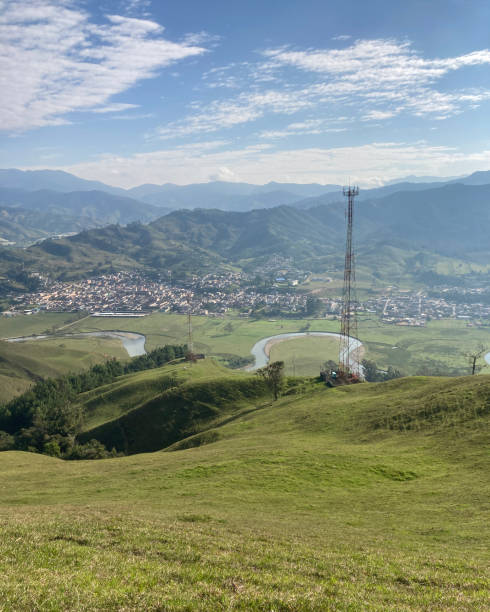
[{"x1": 4, "y1": 271, "x2": 489, "y2": 326}]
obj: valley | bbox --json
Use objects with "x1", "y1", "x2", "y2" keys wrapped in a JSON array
[
  {"x1": 1, "y1": 309, "x2": 489, "y2": 406},
  {"x1": 3, "y1": 2, "x2": 490, "y2": 608},
  {"x1": 0, "y1": 171, "x2": 489, "y2": 610}
]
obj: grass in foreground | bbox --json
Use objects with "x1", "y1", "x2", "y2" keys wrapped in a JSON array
[{"x1": 0, "y1": 368, "x2": 488, "y2": 610}]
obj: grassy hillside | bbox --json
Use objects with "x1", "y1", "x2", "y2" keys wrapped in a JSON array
[
  {"x1": 0, "y1": 367, "x2": 488, "y2": 609},
  {"x1": 0, "y1": 335, "x2": 127, "y2": 404},
  {"x1": 79, "y1": 359, "x2": 235, "y2": 431},
  {"x1": 79, "y1": 363, "x2": 269, "y2": 454}
]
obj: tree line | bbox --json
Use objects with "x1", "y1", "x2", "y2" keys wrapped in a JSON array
[{"x1": 0, "y1": 344, "x2": 186, "y2": 459}]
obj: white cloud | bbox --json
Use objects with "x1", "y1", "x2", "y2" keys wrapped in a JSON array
[
  {"x1": 258, "y1": 119, "x2": 348, "y2": 139},
  {"x1": 0, "y1": 0, "x2": 207, "y2": 131},
  {"x1": 156, "y1": 89, "x2": 314, "y2": 139},
  {"x1": 92, "y1": 103, "x2": 140, "y2": 114},
  {"x1": 362, "y1": 110, "x2": 397, "y2": 121},
  {"x1": 263, "y1": 39, "x2": 490, "y2": 120},
  {"x1": 122, "y1": 0, "x2": 151, "y2": 15},
  {"x1": 41, "y1": 141, "x2": 490, "y2": 188},
  {"x1": 155, "y1": 38, "x2": 490, "y2": 141}
]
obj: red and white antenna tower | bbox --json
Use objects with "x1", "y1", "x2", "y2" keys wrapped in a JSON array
[{"x1": 339, "y1": 185, "x2": 360, "y2": 375}]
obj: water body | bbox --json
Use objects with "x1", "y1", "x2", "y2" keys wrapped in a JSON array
[
  {"x1": 246, "y1": 331, "x2": 363, "y2": 371},
  {"x1": 6, "y1": 331, "x2": 146, "y2": 357},
  {"x1": 485, "y1": 352, "x2": 490, "y2": 365}
]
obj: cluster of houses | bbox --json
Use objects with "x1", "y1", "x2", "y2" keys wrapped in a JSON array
[
  {"x1": 361, "y1": 288, "x2": 490, "y2": 325},
  {"x1": 6, "y1": 271, "x2": 308, "y2": 317},
  {"x1": 4, "y1": 272, "x2": 488, "y2": 326}
]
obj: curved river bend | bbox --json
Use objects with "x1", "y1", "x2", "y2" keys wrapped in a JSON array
[
  {"x1": 246, "y1": 331, "x2": 362, "y2": 371},
  {"x1": 6, "y1": 331, "x2": 146, "y2": 357}
]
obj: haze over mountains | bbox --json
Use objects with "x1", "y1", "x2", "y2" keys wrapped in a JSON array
[
  {"x1": 0, "y1": 182, "x2": 488, "y2": 293},
  {"x1": 0, "y1": 168, "x2": 490, "y2": 247},
  {"x1": 0, "y1": 167, "x2": 489, "y2": 290}
]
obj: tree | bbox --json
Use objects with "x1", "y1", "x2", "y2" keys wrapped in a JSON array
[
  {"x1": 305, "y1": 296, "x2": 322, "y2": 316},
  {"x1": 465, "y1": 344, "x2": 487, "y2": 375},
  {"x1": 361, "y1": 359, "x2": 402, "y2": 382},
  {"x1": 361, "y1": 359, "x2": 379, "y2": 382},
  {"x1": 256, "y1": 361, "x2": 285, "y2": 401}
]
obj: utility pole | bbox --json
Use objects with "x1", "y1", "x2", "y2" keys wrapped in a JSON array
[
  {"x1": 187, "y1": 306, "x2": 194, "y2": 354},
  {"x1": 339, "y1": 186, "x2": 360, "y2": 376}
]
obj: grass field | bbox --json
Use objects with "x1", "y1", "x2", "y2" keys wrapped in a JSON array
[
  {"x1": 269, "y1": 336, "x2": 340, "y2": 375},
  {"x1": 0, "y1": 361, "x2": 488, "y2": 610},
  {"x1": 0, "y1": 312, "x2": 85, "y2": 338},
  {"x1": 0, "y1": 336, "x2": 128, "y2": 403},
  {"x1": 79, "y1": 359, "x2": 235, "y2": 432}
]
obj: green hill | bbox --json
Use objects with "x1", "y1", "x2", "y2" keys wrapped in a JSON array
[
  {"x1": 0, "y1": 364, "x2": 488, "y2": 609},
  {"x1": 79, "y1": 359, "x2": 237, "y2": 432},
  {"x1": 0, "y1": 335, "x2": 127, "y2": 403},
  {"x1": 78, "y1": 364, "x2": 269, "y2": 455}
]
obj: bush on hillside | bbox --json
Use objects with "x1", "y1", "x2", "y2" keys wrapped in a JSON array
[
  {"x1": 0, "y1": 430, "x2": 14, "y2": 451},
  {"x1": 362, "y1": 359, "x2": 402, "y2": 382}
]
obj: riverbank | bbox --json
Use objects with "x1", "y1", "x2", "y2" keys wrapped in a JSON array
[{"x1": 247, "y1": 331, "x2": 363, "y2": 371}]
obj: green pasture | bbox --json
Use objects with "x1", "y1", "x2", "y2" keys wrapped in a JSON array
[
  {"x1": 359, "y1": 316, "x2": 490, "y2": 375},
  {"x1": 269, "y1": 336, "x2": 340, "y2": 375},
  {"x1": 0, "y1": 312, "x2": 83, "y2": 339},
  {"x1": 0, "y1": 363, "x2": 488, "y2": 610},
  {"x1": 80, "y1": 359, "x2": 233, "y2": 432},
  {"x1": 0, "y1": 336, "x2": 127, "y2": 404},
  {"x1": 65, "y1": 312, "x2": 489, "y2": 376}
]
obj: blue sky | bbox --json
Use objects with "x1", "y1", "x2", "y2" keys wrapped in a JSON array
[{"x1": 1, "y1": 0, "x2": 490, "y2": 187}]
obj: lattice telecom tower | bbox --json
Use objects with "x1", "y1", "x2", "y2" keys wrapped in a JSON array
[{"x1": 339, "y1": 186, "x2": 360, "y2": 375}]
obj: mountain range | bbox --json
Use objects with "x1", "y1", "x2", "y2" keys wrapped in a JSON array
[
  {"x1": 0, "y1": 186, "x2": 167, "y2": 245},
  {"x1": 0, "y1": 168, "x2": 489, "y2": 247},
  {"x1": 0, "y1": 179, "x2": 488, "y2": 293}
]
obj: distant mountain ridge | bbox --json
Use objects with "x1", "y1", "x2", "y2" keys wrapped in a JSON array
[
  {"x1": 0, "y1": 187, "x2": 166, "y2": 245},
  {"x1": 0, "y1": 169, "x2": 127, "y2": 196},
  {"x1": 0, "y1": 167, "x2": 489, "y2": 248},
  {"x1": 1, "y1": 181, "x2": 488, "y2": 294}
]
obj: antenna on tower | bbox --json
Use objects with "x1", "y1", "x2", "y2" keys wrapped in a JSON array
[{"x1": 339, "y1": 185, "x2": 360, "y2": 377}]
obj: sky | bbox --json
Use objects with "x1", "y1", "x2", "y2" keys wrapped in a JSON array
[{"x1": 1, "y1": 0, "x2": 490, "y2": 188}]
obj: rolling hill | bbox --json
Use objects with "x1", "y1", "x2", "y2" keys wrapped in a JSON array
[
  {"x1": 1, "y1": 167, "x2": 489, "y2": 251},
  {"x1": 0, "y1": 205, "x2": 339, "y2": 286},
  {"x1": 0, "y1": 187, "x2": 166, "y2": 245},
  {"x1": 0, "y1": 359, "x2": 488, "y2": 609}
]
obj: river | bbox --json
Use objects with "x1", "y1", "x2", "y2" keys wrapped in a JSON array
[
  {"x1": 5, "y1": 331, "x2": 147, "y2": 357},
  {"x1": 246, "y1": 331, "x2": 363, "y2": 371}
]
